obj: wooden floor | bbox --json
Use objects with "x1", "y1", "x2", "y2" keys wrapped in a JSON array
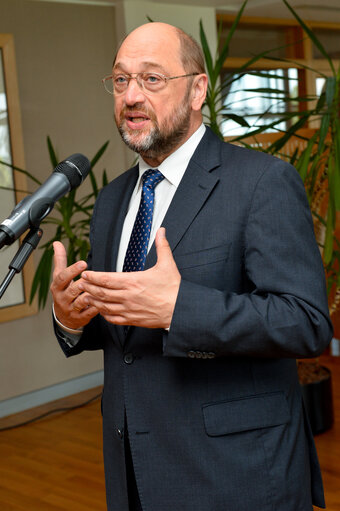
[
  {"x1": 0, "y1": 387, "x2": 106, "y2": 511},
  {"x1": 0, "y1": 355, "x2": 340, "y2": 510}
]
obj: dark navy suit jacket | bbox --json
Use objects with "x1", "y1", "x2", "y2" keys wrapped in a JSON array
[{"x1": 56, "y1": 127, "x2": 333, "y2": 511}]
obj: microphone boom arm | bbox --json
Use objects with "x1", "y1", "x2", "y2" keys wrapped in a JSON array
[{"x1": 0, "y1": 228, "x2": 43, "y2": 300}]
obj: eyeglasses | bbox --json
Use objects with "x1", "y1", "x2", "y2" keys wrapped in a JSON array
[{"x1": 102, "y1": 72, "x2": 199, "y2": 95}]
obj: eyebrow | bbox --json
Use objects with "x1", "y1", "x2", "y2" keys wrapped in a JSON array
[{"x1": 113, "y1": 61, "x2": 168, "y2": 74}]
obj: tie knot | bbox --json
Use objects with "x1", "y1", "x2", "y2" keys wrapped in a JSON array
[{"x1": 142, "y1": 168, "x2": 164, "y2": 190}]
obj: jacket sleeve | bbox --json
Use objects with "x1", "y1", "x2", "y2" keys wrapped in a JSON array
[
  {"x1": 163, "y1": 160, "x2": 333, "y2": 359},
  {"x1": 53, "y1": 312, "x2": 103, "y2": 358}
]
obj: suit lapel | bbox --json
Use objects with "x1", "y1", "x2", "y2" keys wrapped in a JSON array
[
  {"x1": 105, "y1": 165, "x2": 139, "y2": 273},
  {"x1": 144, "y1": 128, "x2": 222, "y2": 269}
]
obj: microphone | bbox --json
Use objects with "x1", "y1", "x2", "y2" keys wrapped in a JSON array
[{"x1": 0, "y1": 153, "x2": 91, "y2": 250}]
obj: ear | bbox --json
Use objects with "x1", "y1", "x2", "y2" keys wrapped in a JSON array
[{"x1": 191, "y1": 74, "x2": 208, "y2": 111}]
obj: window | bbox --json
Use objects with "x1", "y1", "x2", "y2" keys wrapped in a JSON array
[
  {"x1": 221, "y1": 68, "x2": 298, "y2": 136},
  {"x1": 217, "y1": 15, "x2": 340, "y2": 136}
]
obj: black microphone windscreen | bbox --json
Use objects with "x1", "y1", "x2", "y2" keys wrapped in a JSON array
[{"x1": 54, "y1": 153, "x2": 91, "y2": 190}]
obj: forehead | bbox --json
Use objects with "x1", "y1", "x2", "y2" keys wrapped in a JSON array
[{"x1": 115, "y1": 25, "x2": 183, "y2": 73}]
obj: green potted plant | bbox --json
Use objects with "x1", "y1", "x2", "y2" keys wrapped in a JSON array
[
  {"x1": 0, "y1": 137, "x2": 109, "y2": 308},
  {"x1": 281, "y1": 0, "x2": 339, "y2": 434}
]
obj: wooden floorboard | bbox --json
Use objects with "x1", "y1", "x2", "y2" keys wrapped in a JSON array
[{"x1": 0, "y1": 357, "x2": 340, "y2": 510}]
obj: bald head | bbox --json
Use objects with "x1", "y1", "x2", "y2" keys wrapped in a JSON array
[{"x1": 114, "y1": 22, "x2": 205, "y2": 75}]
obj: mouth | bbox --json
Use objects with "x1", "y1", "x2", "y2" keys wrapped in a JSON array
[{"x1": 124, "y1": 111, "x2": 151, "y2": 129}]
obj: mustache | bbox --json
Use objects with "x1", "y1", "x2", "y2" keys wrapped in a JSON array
[{"x1": 119, "y1": 105, "x2": 156, "y2": 122}]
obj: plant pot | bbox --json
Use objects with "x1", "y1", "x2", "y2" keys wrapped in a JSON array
[{"x1": 299, "y1": 363, "x2": 334, "y2": 435}]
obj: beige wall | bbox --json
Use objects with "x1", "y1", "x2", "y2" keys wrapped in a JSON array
[
  {"x1": 0, "y1": 0, "x2": 123, "y2": 403},
  {"x1": 115, "y1": 0, "x2": 217, "y2": 54}
]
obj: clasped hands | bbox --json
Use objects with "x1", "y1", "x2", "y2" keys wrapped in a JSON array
[{"x1": 51, "y1": 228, "x2": 181, "y2": 331}]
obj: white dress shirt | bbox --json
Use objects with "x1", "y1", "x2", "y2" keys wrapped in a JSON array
[
  {"x1": 54, "y1": 123, "x2": 206, "y2": 339},
  {"x1": 116, "y1": 123, "x2": 206, "y2": 271}
]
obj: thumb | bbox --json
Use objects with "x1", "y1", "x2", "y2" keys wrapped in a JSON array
[
  {"x1": 155, "y1": 227, "x2": 173, "y2": 265},
  {"x1": 53, "y1": 241, "x2": 67, "y2": 272}
]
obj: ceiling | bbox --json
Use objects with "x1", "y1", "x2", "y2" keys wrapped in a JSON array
[
  {"x1": 220, "y1": 0, "x2": 340, "y2": 22},
  {"x1": 31, "y1": 0, "x2": 340, "y2": 23},
  {"x1": 158, "y1": 0, "x2": 340, "y2": 23}
]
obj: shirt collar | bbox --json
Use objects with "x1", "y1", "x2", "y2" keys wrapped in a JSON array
[{"x1": 137, "y1": 123, "x2": 206, "y2": 188}]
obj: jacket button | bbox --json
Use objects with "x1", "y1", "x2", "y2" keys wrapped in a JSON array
[
  {"x1": 124, "y1": 353, "x2": 134, "y2": 364},
  {"x1": 117, "y1": 428, "x2": 124, "y2": 439},
  {"x1": 187, "y1": 350, "x2": 196, "y2": 358},
  {"x1": 207, "y1": 352, "x2": 216, "y2": 359}
]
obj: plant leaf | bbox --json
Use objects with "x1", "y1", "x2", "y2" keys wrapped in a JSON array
[
  {"x1": 102, "y1": 169, "x2": 108, "y2": 187},
  {"x1": 215, "y1": 0, "x2": 248, "y2": 77},
  {"x1": 88, "y1": 169, "x2": 98, "y2": 198},
  {"x1": 282, "y1": 0, "x2": 335, "y2": 75},
  {"x1": 242, "y1": 87, "x2": 286, "y2": 95},
  {"x1": 47, "y1": 136, "x2": 59, "y2": 168},
  {"x1": 0, "y1": 160, "x2": 42, "y2": 186},
  {"x1": 225, "y1": 113, "x2": 250, "y2": 127},
  {"x1": 295, "y1": 133, "x2": 318, "y2": 182},
  {"x1": 199, "y1": 20, "x2": 213, "y2": 78},
  {"x1": 324, "y1": 200, "x2": 335, "y2": 265},
  {"x1": 261, "y1": 54, "x2": 328, "y2": 79},
  {"x1": 91, "y1": 140, "x2": 109, "y2": 168},
  {"x1": 335, "y1": 118, "x2": 340, "y2": 210}
]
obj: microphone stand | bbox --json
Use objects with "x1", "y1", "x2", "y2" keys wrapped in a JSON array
[{"x1": 0, "y1": 228, "x2": 43, "y2": 299}]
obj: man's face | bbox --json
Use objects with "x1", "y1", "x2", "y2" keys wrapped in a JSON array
[{"x1": 113, "y1": 25, "x2": 195, "y2": 162}]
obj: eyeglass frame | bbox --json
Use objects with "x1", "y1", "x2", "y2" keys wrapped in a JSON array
[{"x1": 101, "y1": 71, "x2": 200, "y2": 95}]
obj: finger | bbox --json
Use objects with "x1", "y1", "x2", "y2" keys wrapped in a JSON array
[
  {"x1": 102, "y1": 314, "x2": 127, "y2": 325},
  {"x1": 80, "y1": 295, "x2": 135, "y2": 321},
  {"x1": 155, "y1": 227, "x2": 174, "y2": 265},
  {"x1": 53, "y1": 260, "x2": 88, "y2": 291},
  {"x1": 68, "y1": 280, "x2": 82, "y2": 299},
  {"x1": 73, "y1": 291, "x2": 97, "y2": 309},
  {"x1": 80, "y1": 305, "x2": 98, "y2": 319},
  {"x1": 52, "y1": 241, "x2": 88, "y2": 289},
  {"x1": 81, "y1": 270, "x2": 133, "y2": 289},
  {"x1": 71, "y1": 302, "x2": 83, "y2": 313},
  {"x1": 78, "y1": 280, "x2": 126, "y2": 302},
  {"x1": 83, "y1": 298, "x2": 113, "y2": 316},
  {"x1": 72, "y1": 303, "x2": 97, "y2": 317},
  {"x1": 83, "y1": 296, "x2": 125, "y2": 314},
  {"x1": 53, "y1": 241, "x2": 67, "y2": 274},
  {"x1": 70, "y1": 290, "x2": 96, "y2": 313}
]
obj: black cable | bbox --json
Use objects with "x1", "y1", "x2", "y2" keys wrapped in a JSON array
[{"x1": 0, "y1": 391, "x2": 102, "y2": 432}]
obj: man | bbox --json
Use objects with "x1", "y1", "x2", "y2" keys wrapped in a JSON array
[{"x1": 51, "y1": 22, "x2": 333, "y2": 511}]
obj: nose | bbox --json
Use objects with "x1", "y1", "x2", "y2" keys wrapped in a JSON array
[{"x1": 124, "y1": 77, "x2": 145, "y2": 105}]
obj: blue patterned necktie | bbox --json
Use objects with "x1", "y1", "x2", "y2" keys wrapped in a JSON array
[{"x1": 123, "y1": 169, "x2": 164, "y2": 272}]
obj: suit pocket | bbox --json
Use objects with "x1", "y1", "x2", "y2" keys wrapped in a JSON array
[
  {"x1": 174, "y1": 242, "x2": 231, "y2": 270},
  {"x1": 202, "y1": 391, "x2": 290, "y2": 436}
]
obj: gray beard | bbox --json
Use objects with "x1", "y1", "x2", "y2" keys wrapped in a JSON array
[{"x1": 117, "y1": 91, "x2": 192, "y2": 159}]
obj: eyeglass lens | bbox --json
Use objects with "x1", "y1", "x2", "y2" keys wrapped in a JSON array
[{"x1": 104, "y1": 73, "x2": 167, "y2": 94}]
